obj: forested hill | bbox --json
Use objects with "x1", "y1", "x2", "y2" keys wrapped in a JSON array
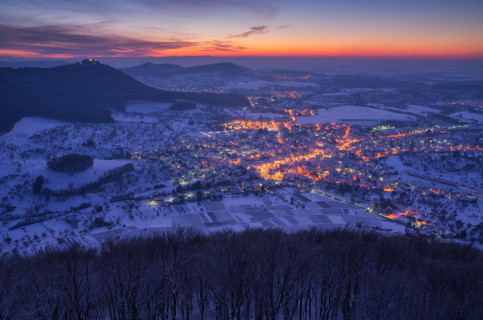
[
  {"x1": 122, "y1": 62, "x2": 250, "y2": 78},
  {"x1": 0, "y1": 77, "x2": 40, "y2": 134},
  {"x1": 1, "y1": 228, "x2": 481, "y2": 319},
  {"x1": 0, "y1": 62, "x2": 249, "y2": 133},
  {"x1": 0, "y1": 63, "x2": 182, "y2": 109}
]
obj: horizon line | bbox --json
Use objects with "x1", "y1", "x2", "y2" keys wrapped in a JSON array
[{"x1": 2, "y1": 54, "x2": 483, "y2": 61}]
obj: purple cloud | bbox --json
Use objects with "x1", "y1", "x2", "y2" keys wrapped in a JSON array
[
  {"x1": 0, "y1": 24, "x2": 197, "y2": 56},
  {"x1": 228, "y1": 26, "x2": 269, "y2": 39},
  {"x1": 201, "y1": 40, "x2": 246, "y2": 52},
  {"x1": 228, "y1": 25, "x2": 290, "y2": 39}
]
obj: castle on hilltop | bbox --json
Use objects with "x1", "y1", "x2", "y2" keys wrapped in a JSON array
[{"x1": 81, "y1": 58, "x2": 100, "y2": 65}]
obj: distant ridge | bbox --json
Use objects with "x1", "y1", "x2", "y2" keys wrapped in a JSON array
[
  {"x1": 122, "y1": 62, "x2": 184, "y2": 77},
  {"x1": 122, "y1": 62, "x2": 250, "y2": 78},
  {"x1": 0, "y1": 61, "x2": 249, "y2": 133},
  {"x1": 184, "y1": 62, "x2": 249, "y2": 74}
]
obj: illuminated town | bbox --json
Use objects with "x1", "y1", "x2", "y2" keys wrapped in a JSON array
[
  {"x1": 1, "y1": 66, "x2": 482, "y2": 255},
  {"x1": 136, "y1": 102, "x2": 481, "y2": 234}
]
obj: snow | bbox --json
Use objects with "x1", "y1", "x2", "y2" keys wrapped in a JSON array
[
  {"x1": 5, "y1": 117, "x2": 69, "y2": 136},
  {"x1": 322, "y1": 88, "x2": 397, "y2": 97},
  {"x1": 1, "y1": 79, "x2": 479, "y2": 255},
  {"x1": 126, "y1": 101, "x2": 172, "y2": 114},
  {"x1": 112, "y1": 113, "x2": 159, "y2": 123},
  {"x1": 220, "y1": 80, "x2": 319, "y2": 90},
  {"x1": 450, "y1": 111, "x2": 483, "y2": 124},
  {"x1": 295, "y1": 105, "x2": 414, "y2": 124},
  {"x1": 322, "y1": 88, "x2": 373, "y2": 96},
  {"x1": 274, "y1": 80, "x2": 319, "y2": 87},
  {"x1": 1, "y1": 117, "x2": 70, "y2": 145},
  {"x1": 405, "y1": 104, "x2": 440, "y2": 114},
  {"x1": 22, "y1": 159, "x2": 129, "y2": 190},
  {"x1": 321, "y1": 92, "x2": 350, "y2": 96},
  {"x1": 0, "y1": 164, "x2": 17, "y2": 177},
  {"x1": 230, "y1": 110, "x2": 283, "y2": 120},
  {"x1": 221, "y1": 80, "x2": 269, "y2": 90},
  {"x1": 385, "y1": 155, "x2": 411, "y2": 172}
]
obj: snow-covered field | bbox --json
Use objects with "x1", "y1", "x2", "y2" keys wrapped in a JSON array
[
  {"x1": 112, "y1": 113, "x2": 159, "y2": 123},
  {"x1": 0, "y1": 184, "x2": 405, "y2": 255},
  {"x1": 321, "y1": 88, "x2": 373, "y2": 96},
  {"x1": 25, "y1": 159, "x2": 129, "y2": 190},
  {"x1": 405, "y1": 104, "x2": 440, "y2": 114},
  {"x1": 295, "y1": 105, "x2": 414, "y2": 124},
  {"x1": 450, "y1": 111, "x2": 483, "y2": 124},
  {"x1": 2, "y1": 117, "x2": 70, "y2": 145},
  {"x1": 385, "y1": 155, "x2": 411, "y2": 172},
  {"x1": 6, "y1": 117, "x2": 69, "y2": 136},
  {"x1": 126, "y1": 101, "x2": 172, "y2": 114}
]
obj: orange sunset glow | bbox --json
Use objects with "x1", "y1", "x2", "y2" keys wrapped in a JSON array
[{"x1": 1, "y1": 0, "x2": 482, "y2": 59}]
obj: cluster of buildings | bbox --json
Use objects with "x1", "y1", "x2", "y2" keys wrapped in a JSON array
[{"x1": 126, "y1": 105, "x2": 481, "y2": 238}]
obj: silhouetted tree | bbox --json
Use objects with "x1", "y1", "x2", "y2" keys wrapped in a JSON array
[
  {"x1": 0, "y1": 228, "x2": 482, "y2": 319},
  {"x1": 33, "y1": 175, "x2": 45, "y2": 194}
]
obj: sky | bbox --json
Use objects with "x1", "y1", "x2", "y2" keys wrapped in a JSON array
[{"x1": 1, "y1": 0, "x2": 483, "y2": 59}]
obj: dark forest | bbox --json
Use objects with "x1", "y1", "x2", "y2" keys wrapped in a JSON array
[{"x1": 0, "y1": 228, "x2": 481, "y2": 320}]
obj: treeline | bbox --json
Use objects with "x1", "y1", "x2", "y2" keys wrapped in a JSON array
[
  {"x1": 169, "y1": 102, "x2": 197, "y2": 111},
  {"x1": 43, "y1": 163, "x2": 134, "y2": 197},
  {"x1": 0, "y1": 77, "x2": 39, "y2": 134},
  {"x1": 47, "y1": 154, "x2": 94, "y2": 174},
  {"x1": 0, "y1": 228, "x2": 481, "y2": 320}
]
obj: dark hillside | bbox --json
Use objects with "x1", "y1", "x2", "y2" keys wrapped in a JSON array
[
  {"x1": 0, "y1": 63, "x2": 177, "y2": 110},
  {"x1": 0, "y1": 77, "x2": 40, "y2": 134},
  {"x1": 183, "y1": 62, "x2": 249, "y2": 74},
  {"x1": 0, "y1": 73, "x2": 114, "y2": 133},
  {"x1": 122, "y1": 62, "x2": 184, "y2": 77},
  {"x1": 0, "y1": 62, "x2": 248, "y2": 133},
  {"x1": 122, "y1": 61, "x2": 250, "y2": 78}
]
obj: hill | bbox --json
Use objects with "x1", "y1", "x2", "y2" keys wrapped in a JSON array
[
  {"x1": 0, "y1": 62, "x2": 177, "y2": 110},
  {"x1": 122, "y1": 62, "x2": 184, "y2": 77},
  {"x1": 184, "y1": 62, "x2": 249, "y2": 74},
  {"x1": 122, "y1": 62, "x2": 250, "y2": 78},
  {"x1": 0, "y1": 62, "x2": 249, "y2": 133},
  {"x1": 0, "y1": 77, "x2": 41, "y2": 134},
  {"x1": 0, "y1": 60, "x2": 71, "y2": 68}
]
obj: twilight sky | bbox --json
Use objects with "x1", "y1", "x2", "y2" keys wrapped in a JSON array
[{"x1": 1, "y1": 0, "x2": 482, "y2": 58}]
